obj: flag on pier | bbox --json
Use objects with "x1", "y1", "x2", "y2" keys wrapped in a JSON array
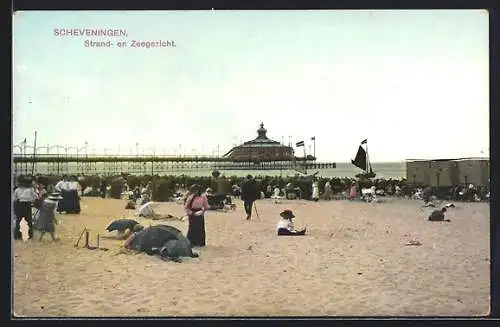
[
  {"x1": 311, "y1": 137, "x2": 315, "y2": 141},
  {"x1": 296, "y1": 141, "x2": 305, "y2": 147}
]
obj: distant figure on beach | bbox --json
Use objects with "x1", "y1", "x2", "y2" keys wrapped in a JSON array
[
  {"x1": 13, "y1": 176, "x2": 37, "y2": 240},
  {"x1": 428, "y1": 207, "x2": 450, "y2": 222},
  {"x1": 422, "y1": 186, "x2": 433, "y2": 203},
  {"x1": 266, "y1": 185, "x2": 273, "y2": 198},
  {"x1": 311, "y1": 180, "x2": 319, "y2": 202},
  {"x1": 271, "y1": 186, "x2": 284, "y2": 203},
  {"x1": 276, "y1": 209, "x2": 306, "y2": 236},
  {"x1": 100, "y1": 179, "x2": 107, "y2": 198},
  {"x1": 241, "y1": 175, "x2": 260, "y2": 220},
  {"x1": 184, "y1": 184, "x2": 209, "y2": 247},
  {"x1": 54, "y1": 176, "x2": 68, "y2": 193},
  {"x1": 323, "y1": 181, "x2": 332, "y2": 200},
  {"x1": 57, "y1": 176, "x2": 81, "y2": 214},
  {"x1": 231, "y1": 184, "x2": 241, "y2": 197},
  {"x1": 132, "y1": 186, "x2": 141, "y2": 201},
  {"x1": 36, "y1": 193, "x2": 62, "y2": 242},
  {"x1": 349, "y1": 182, "x2": 357, "y2": 200},
  {"x1": 125, "y1": 200, "x2": 136, "y2": 210},
  {"x1": 106, "y1": 218, "x2": 144, "y2": 239},
  {"x1": 34, "y1": 179, "x2": 48, "y2": 209}
]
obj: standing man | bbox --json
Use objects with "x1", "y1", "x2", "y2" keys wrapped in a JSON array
[
  {"x1": 241, "y1": 175, "x2": 259, "y2": 220},
  {"x1": 99, "y1": 178, "x2": 107, "y2": 199}
]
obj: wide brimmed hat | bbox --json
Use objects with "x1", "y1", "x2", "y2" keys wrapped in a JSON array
[
  {"x1": 17, "y1": 175, "x2": 32, "y2": 185},
  {"x1": 190, "y1": 184, "x2": 200, "y2": 191},
  {"x1": 280, "y1": 209, "x2": 295, "y2": 220},
  {"x1": 48, "y1": 192, "x2": 63, "y2": 200}
]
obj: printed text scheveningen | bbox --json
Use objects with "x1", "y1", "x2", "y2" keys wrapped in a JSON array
[{"x1": 53, "y1": 29, "x2": 128, "y2": 37}]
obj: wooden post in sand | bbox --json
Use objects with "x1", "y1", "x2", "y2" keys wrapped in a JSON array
[
  {"x1": 97, "y1": 233, "x2": 100, "y2": 248},
  {"x1": 74, "y1": 227, "x2": 87, "y2": 247},
  {"x1": 84, "y1": 231, "x2": 90, "y2": 248}
]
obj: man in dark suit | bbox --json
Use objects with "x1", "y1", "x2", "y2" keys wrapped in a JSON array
[{"x1": 241, "y1": 175, "x2": 259, "y2": 220}]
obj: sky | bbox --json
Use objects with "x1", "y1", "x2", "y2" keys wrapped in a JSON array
[{"x1": 12, "y1": 10, "x2": 489, "y2": 162}]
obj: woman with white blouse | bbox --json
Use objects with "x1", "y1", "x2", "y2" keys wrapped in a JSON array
[{"x1": 276, "y1": 209, "x2": 306, "y2": 236}]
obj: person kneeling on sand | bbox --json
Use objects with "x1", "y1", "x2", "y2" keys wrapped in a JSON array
[
  {"x1": 137, "y1": 201, "x2": 161, "y2": 218},
  {"x1": 276, "y1": 209, "x2": 306, "y2": 236}
]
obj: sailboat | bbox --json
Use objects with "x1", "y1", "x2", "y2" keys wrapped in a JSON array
[{"x1": 351, "y1": 139, "x2": 376, "y2": 179}]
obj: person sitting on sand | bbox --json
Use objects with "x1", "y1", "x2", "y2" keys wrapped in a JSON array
[
  {"x1": 136, "y1": 201, "x2": 183, "y2": 221},
  {"x1": 276, "y1": 209, "x2": 306, "y2": 236},
  {"x1": 428, "y1": 207, "x2": 450, "y2": 222}
]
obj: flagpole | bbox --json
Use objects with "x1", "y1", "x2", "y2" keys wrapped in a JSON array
[
  {"x1": 31, "y1": 131, "x2": 37, "y2": 178},
  {"x1": 23, "y1": 139, "x2": 27, "y2": 175},
  {"x1": 312, "y1": 137, "x2": 316, "y2": 161}
]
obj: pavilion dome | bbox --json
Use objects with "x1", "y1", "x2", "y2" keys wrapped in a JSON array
[{"x1": 223, "y1": 123, "x2": 295, "y2": 162}]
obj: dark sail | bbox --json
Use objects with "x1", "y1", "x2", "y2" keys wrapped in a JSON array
[{"x1": 351, "y1": 146, "x2": 367, "y2": 171}]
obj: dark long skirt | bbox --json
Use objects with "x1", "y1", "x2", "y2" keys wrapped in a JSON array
[
  {"x1": 14, "y1": 201, "x2": 33, "y2": 240},
  {"x1": 37, "y1": 201, "x2": 57, "y2": 233},
  {"x1": 57, "y1": 190, "x2": 81, "y2": 214},
  {"x1": 187, "y1": 215, "x2": 206, "y2": 247}
]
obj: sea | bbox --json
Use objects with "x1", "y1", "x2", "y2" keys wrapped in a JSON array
[{"x1": 15, "y1": 162, "x2": 407, "y2": 179}]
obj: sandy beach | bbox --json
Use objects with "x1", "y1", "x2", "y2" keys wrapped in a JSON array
[{"x1": 13, "y1": 197, "x2": 490, "y2": 317}]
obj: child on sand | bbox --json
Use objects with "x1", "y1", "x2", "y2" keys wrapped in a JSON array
[
  {"x1": 276, "y1": 209, "x2": 306, "y2": 236},
  {"x1": 37, "y1": 193, "x2": 62, "y2": 241}
]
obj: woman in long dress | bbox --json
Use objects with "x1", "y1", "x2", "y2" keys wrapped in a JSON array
[
  {"x1": 311, "y1": 180, "x2": 319, "y2": 201},
  {"x1": 349, "y1": 182, "x2": 358, "y2": 200},
  {"x1": 184, "y1": 184, "x2": 209, "y2": 247}
]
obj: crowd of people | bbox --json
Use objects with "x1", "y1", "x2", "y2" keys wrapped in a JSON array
[
  {"x1": 13, "y1": 172, "x2": 488, "y2": 252},
  {"x1": 244, "y1": 178, "x2": 490, "y2": 203},
  {"x1": 12, "y1": 175, "x2": 83, "y2": 241}
]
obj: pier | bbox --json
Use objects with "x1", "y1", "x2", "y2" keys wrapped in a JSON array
[{"x1": 12, "y1": 154, "x2": 336, "y2": 176}]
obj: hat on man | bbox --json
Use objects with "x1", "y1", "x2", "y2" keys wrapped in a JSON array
[{"x1": 280, "y1": 209, "x2": 295, "y2": 220}]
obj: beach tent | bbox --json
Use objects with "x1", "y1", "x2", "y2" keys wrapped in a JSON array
[{"x1": 126, "y1": 224, "x2": 191, "y2": 256}]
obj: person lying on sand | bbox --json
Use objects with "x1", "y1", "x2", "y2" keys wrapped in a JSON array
[
  {"x1": 135, "y1": 201, "x2": 182, "y2": 220},
  {"x1": 106, "y1": 218, "x2": 145, "y2": 240},
  {"x1": 276, "y1": 209, "x2": 306, "y2": 236},
  {"x1": 428, "y1": 207, "x2": 450, "y2": 222}
]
